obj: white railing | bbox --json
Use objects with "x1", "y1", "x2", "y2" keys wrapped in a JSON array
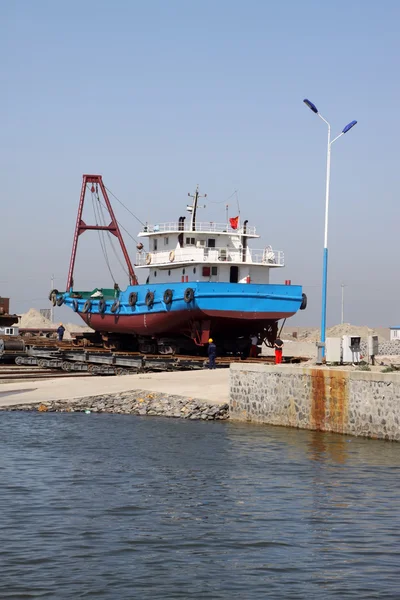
[
  {"x1": 135, "y1": 246, "x2": 284, "y2": 267},
  {"x1": 139, "y1": 221, "x2": 257, "y2": 235}
]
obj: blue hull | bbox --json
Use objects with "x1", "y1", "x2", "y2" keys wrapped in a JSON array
[{"x1": 60, "y1": 282, "x2": 304, "y2": 338}]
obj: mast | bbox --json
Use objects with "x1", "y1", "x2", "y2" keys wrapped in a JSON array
[
  {"x1": 187, "y1": 185, "x2": 206, "y2": 231},
  {"x1": 66, "y1": 174, "x2": 138, "y2": 291}
]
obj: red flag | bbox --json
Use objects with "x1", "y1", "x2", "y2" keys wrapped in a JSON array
[{"x1": 229, "y1": 216, "x2": 239, "y2": 230}]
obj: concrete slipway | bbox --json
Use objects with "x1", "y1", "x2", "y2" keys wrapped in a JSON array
[{"x1": 0, "y1": 370, "x2": 230, "y2": 408}]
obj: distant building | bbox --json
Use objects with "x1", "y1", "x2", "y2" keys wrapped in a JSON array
[{"x1": 389, "y1": 326, "x2": 400, "y2": 341}]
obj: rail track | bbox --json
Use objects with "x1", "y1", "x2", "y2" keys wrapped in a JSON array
[
  {"x1": 0, "y1": 366, "x2": 98, "y2": 382},
  {"x1": 0, "y1": 334, "x2": 307, "y2": 379}
]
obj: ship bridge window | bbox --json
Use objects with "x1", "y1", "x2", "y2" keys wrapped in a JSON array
[
  {"x1": 208, "y1": 238, "x2": 216, "y2": 248},
  {"x1": 153, "y1": 239, "x2": 158, "y2": 251},
  {"x1": 185, "y1": 237, "x2": 196, "y2": 245}
]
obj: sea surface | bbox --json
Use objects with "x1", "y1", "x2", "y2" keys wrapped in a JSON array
[{"x1": 0, "y1": 412, "x2": 399, "y2": 599}]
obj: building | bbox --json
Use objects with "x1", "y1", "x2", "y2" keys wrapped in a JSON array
[{"x1": 389, "y1": 326, "x2": 400, "y2": 341}]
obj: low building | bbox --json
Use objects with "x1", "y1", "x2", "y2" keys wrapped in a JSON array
[{"x1": 389, "y1": 326, "x2": 400, "y2": 341}]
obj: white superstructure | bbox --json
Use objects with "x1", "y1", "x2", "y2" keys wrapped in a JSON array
[{"x1": 135, "y1": 188, "x2": 284, "y2": 285}]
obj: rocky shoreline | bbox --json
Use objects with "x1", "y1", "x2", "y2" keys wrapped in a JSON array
[{"x1": 0, "y1": 390, "x2": 230, "y2": 421}]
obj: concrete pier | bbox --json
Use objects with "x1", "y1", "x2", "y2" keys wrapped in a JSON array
[{"x1": 230, "y1": 364, "x2": 400, "y2": 441}]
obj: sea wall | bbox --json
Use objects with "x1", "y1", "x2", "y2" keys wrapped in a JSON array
[
  {"x1": 1, "y1": 390, "x2": 229, "y2": 421},
  {"x1": 230, "y1": 364, "x2": 400, "y2": 441}
]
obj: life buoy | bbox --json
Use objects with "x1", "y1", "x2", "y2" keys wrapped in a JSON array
[
  {"x1": 72, "y1": 300, "x2": 79, "y2": 312},
  {"x1": 128, "y1": 292, "x2": 138, "y2": 307},
  {"x1": 145, "y1": 253, "x2": 152, "y2": 265},
  {"x1": 300, "y1": 293, "x2": 307, "y2": 311},
  {"x1": 98, "y1": 298, "x2": 106, "y2": 313},
  {"x1": 163, "y1": 289, "x2": 173, "y2": 304},
  {"x1": 111, "y1": 300, "x2": 120, "y2": 313},
  {"x1": 82, "y1": 299, "x2": 92, "y2": 313},
  {"x1": 184, "y1": 287, "x2": 194, "y2": 303},
  {"x1": 145, "y1": 291, "x2": 154, "y2": 307},
  {"x1": 56, "y1": 296, "x2": 64, "y2": 307},
  {"x1": 169, "y1": 250, "x2": 175, "y2": 262}
]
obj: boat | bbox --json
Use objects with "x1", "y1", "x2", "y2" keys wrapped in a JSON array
[{"x1": 50, "y1": 174, "x2": 306, "y2": 355}]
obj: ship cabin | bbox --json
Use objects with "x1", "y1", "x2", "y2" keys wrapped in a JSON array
[{"x1": 135, "y1": 192, "x2": 283, "y2": 285}]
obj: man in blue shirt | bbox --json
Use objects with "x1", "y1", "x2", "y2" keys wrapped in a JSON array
[
  {"x1": 208, "y1": 338, "x2": 217, "y2": 369},
  {"x1": 57, "y1": 323, "x2": 66, "y2": 342}
]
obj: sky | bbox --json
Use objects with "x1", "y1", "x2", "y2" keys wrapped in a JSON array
[{"x1": 1, "y1": 0, "x2": 399, "y2": 327}]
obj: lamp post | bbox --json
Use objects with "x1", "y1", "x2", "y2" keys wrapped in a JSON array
[{"x1": 303, "y1": 99, "x2": 357, "y2": 362}]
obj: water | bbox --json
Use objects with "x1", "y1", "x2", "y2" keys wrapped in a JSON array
[{"x1": 0, "y1": 414, "x2": 399, "y2": 599}]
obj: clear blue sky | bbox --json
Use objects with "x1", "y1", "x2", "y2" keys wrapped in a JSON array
[{"x1": 1, "y1": 0, "x2": 399, "y2": 326}]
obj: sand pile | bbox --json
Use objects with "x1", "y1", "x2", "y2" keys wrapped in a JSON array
[
  {"x1": 283, "y1": 323, "x2": 380, "y2": 342},
  {"x1": 306, "y1": 323, "x2": 379, "y2": 342},
  {"x1": 18, "y1": 308, "x2": 92, "y2": 340}
]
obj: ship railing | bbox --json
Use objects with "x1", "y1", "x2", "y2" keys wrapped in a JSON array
[
  {"x1": 139, "y1": 222, "x2": 257, "y2": 235},
  {"x1": 135, "y1": 247, "x2": 284, "y2": 267}
]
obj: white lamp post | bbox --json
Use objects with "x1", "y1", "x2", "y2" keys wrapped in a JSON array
[{"x1": 303, "y1": 99, "x2": 357, "y2": 362}]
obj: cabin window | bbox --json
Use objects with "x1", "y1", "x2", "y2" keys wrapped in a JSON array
[
  {"x1": 182, "y1": 268, "x2": 186, "y2": 275},
  {"x1": 168, "y1": 270, "x2": 171, "y2": 276},
  {"x1": 153, "y1": 238, "x2": 158, "y2": 251},
  {"x1": 208, "y1": 238, "x2": 216, "y2": 248},
  {"x1": 202, "y1": 266, "x2": 211, "y2": 277},
  {"x1": 193, "y1": 267, "x2": 196, "y2": 274},
  {"x1": 185, "y1": 237, "x2": 196, "y2": 245},
  {"x1": 164, "y1": 237, "x2": 169, "y2": 245},
  {"x1": 211, "y1": 266, "x2": 218, "y2": 276},
  {"x1": 154, "y1": 270, "x2": 157, "y2": 277}
]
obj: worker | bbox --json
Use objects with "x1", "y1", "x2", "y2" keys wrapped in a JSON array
[
  {"x1": 249, "y1": 334, "x2": 258, "y2": 358},
  {"x1": 208, "y1": 338, "x2": 217, "y2": 369},
  {"x1": 274, "y1": 336, "x2": 284, "y2": 364},
  {"x1": 57, "y1": 323, "x2": 66, "y2": 342}
]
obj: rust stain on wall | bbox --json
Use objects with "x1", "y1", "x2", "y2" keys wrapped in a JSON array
[
  {"x1": 328, "y1": 371, "x2": 349, "y2": 433},
  {"x1": 311, "y1": 369, "x2": 326, "y2": 430}
]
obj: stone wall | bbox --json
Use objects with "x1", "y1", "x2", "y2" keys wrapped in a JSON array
[
  {"x1": 360, "y1": 339, "x2": 400, "y2": 356},
  {"x1": 230, "y1": 364, "x2": 400, "y2": 441},
  {"x1": 1, "y1": 390, "x2": 229, "y2": 421}
]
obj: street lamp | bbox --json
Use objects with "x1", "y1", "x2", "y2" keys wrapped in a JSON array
[{"x1": 303, "y1": 99, "x2": 357, "y2": 362}]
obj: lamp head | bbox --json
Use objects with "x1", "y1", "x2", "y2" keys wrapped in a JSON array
[
  {"x1": 342, "y1": 120, "x2": 357, "y2": 134},
  {"x1": 303, "y1": 98, "x2": 318, "y2": 114}
]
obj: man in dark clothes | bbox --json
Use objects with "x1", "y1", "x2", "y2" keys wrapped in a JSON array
[
  {"x1": 274, "y1": 337, "x2": 283, "y2": 364},
  {"x1": 208, "y1": 338, "x2": 217, "y2": 369},
  {"x1": 57, "y1": 323, "x2": 66, "y2": 342}
]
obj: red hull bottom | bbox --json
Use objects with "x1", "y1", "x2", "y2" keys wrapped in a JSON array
[{"x1": 80, "y1": 309, "x2": 295, "y2": 337}]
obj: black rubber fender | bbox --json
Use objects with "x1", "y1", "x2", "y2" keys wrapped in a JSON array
[
  {"x1": 82, "y1": 299, "x2": 92, "y2": 313},
  {"x1": 128, "y1": 292, "x2": 138, "y2": 307},
  {"x1": 111, "y1": 299, "x2": 120, "y2": 313},
  {"x1": 145, "y1": 291, "x2": 155, "y2": 307},
  {"x1": 300, "y1": 293, "x2": 307, "y2": 311},
  {"x1": 163, "y1": 289, "x2": 173, "y2": 305},
  {"x1": 72, "y1": 299, "x2": 79, "y2": 312},
  {"x1": 98, "y1": 298, "x2": 106, "y2": 314},
  {"x1": 49, "y1": 289, "x2": 58, "y2": 307},
  {"x1": 184, "y1": 287, "x2": 194, "y2": 303},
  {"x1": 56, "y1": 296, "x2": 64, "y2": 307}
]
